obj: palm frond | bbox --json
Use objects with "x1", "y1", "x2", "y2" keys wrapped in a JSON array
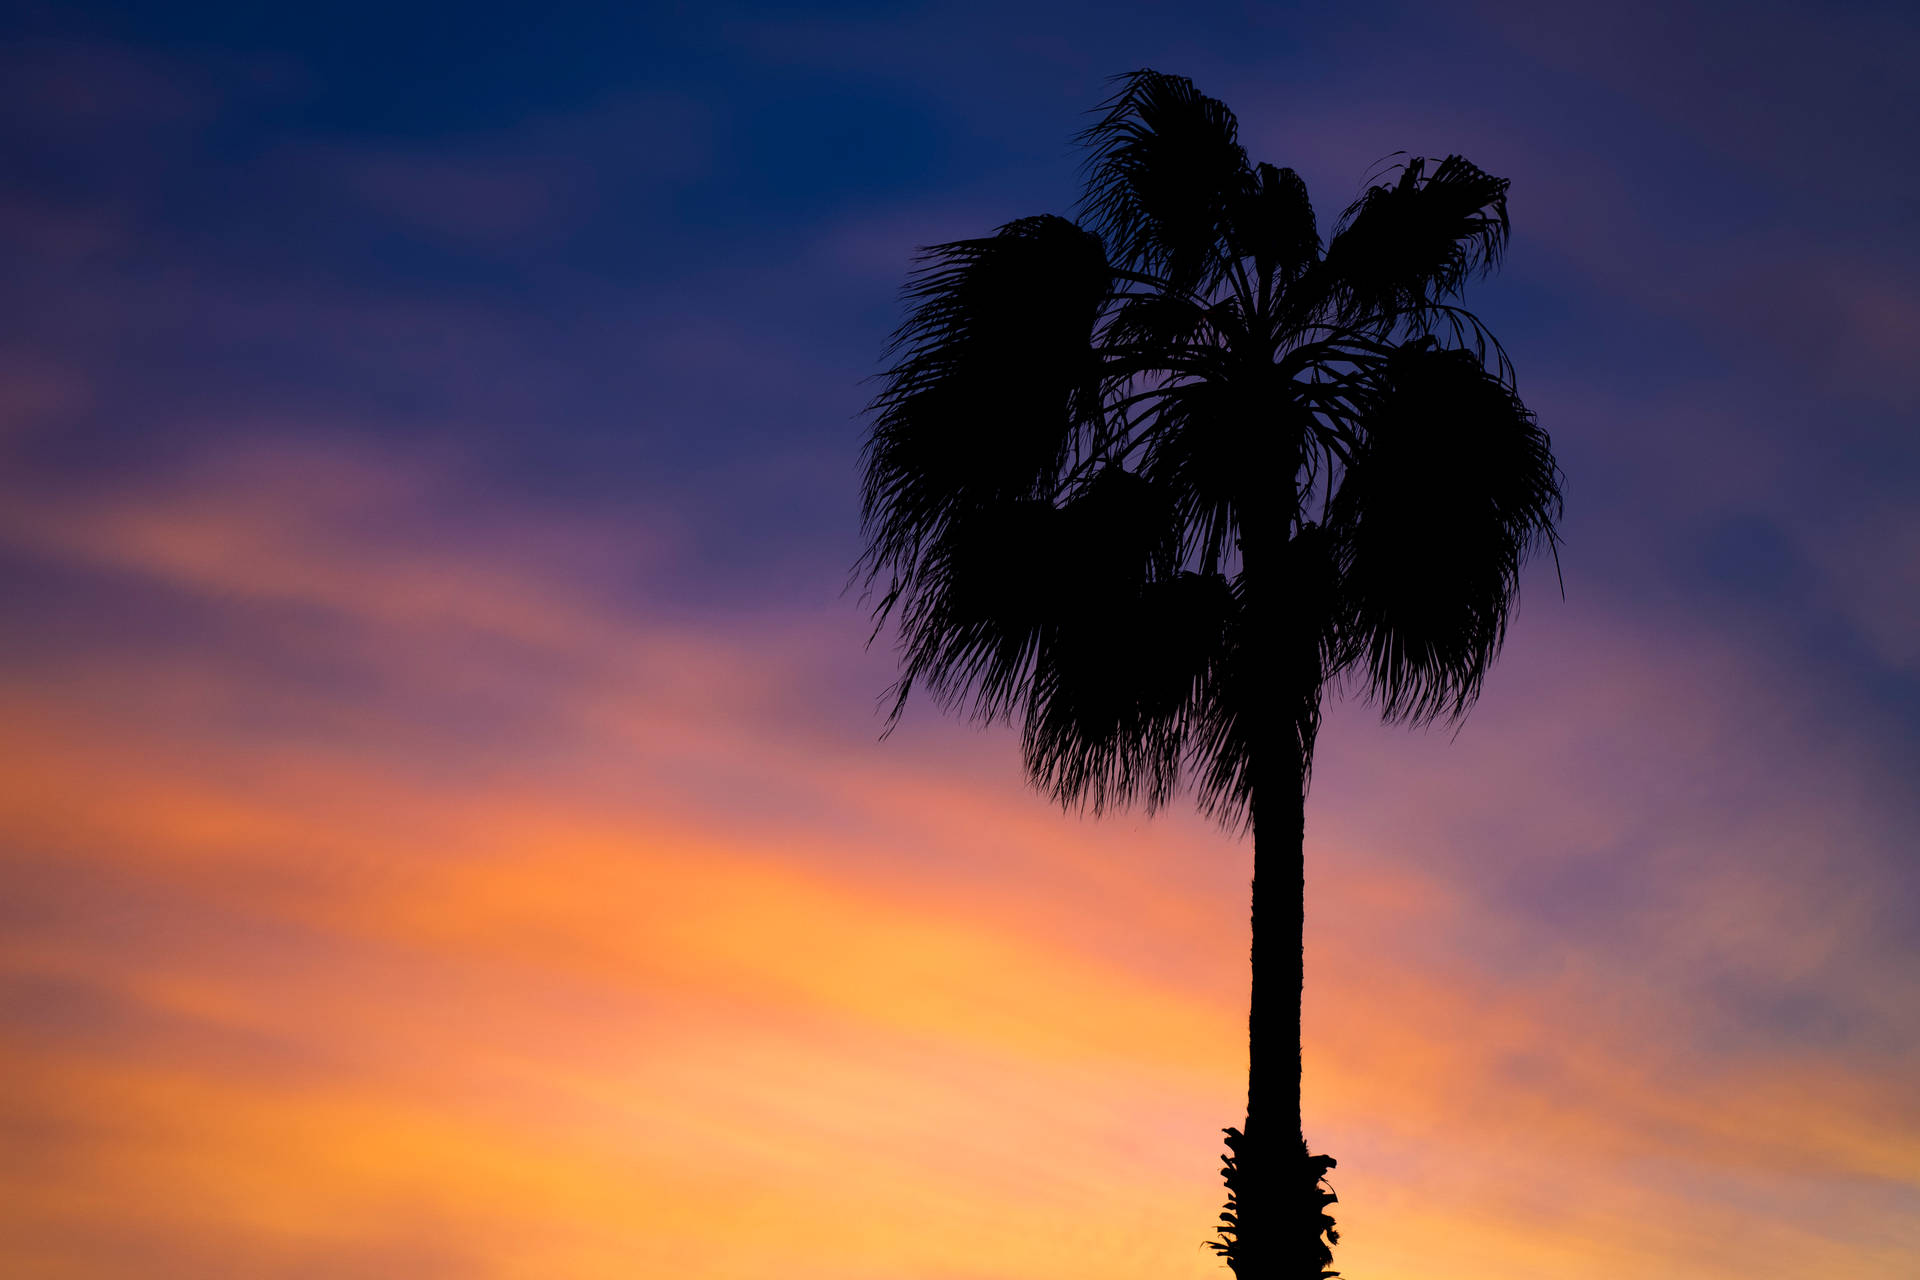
[
  {"x1": 885, "y1": 497, "x2": 1062, "y2": 726},
  {"x1": 1078, "y1": 69, "x2": 1253, "y2": 297},
  {"x1": 1238, "y1": 162, "x2": 1321, "y2": 298},
  {"x1": 1320, "y1": 154, "x2": 1510, "y2": 330},
  {"x1": 1328, "y1": 341, "x2": 1561, "y2": 724},
  {"x1": 1023, "y1": 567, "x2": 1232, "y2": 815},
  {"x1": 1136, "y1": 372, "x2": 1303, "y2": 575},
  {"x1": 1098, "y1": 291, "x2": 1230, "y2": 383},
  {"x1": 860, "y1": 215, "x2": 1112, "y2": 595}
]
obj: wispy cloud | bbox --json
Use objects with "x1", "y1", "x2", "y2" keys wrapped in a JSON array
[
  {"x1": 3, "y1": 4, "x2": 1917, "y2": 1276},
  {"x1": 2, "y1": 431, "x2": 1914, "y2": 1276}
]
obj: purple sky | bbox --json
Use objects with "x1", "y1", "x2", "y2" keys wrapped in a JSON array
[{"x1": 3, "y1": 2, "x2": 1917, "y2": 1276}]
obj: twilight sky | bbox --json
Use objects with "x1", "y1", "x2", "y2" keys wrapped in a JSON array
[{"x1": 3, "y1": 2, "x2": 1918, "y2": 1277}]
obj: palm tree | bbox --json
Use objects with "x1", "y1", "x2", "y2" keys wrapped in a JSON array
[{"x1": 856, "y1": 69, "x2": 1562, "y2": 1278}]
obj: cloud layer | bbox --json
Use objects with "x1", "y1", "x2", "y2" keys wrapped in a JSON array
[{"x1": 2, "y1": 3, "x2": 1916, "y2": 1277}]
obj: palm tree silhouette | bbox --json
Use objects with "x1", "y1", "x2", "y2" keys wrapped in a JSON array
[{"x1": 856, "y1": 69, "x2": 1562, "y2": 1278}]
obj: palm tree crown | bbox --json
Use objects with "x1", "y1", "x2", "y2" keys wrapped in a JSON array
[
  {"x1": 857, "y1": 69, "x2": 1563, "y2": 1278},
  {"x1": 858, "y1": 69, "x2": 1561, "y2": 831}
]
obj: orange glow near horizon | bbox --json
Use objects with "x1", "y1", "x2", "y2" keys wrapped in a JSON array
[{"x1": 3, "y1": 441, "x2": 1915, "y2": 1278}]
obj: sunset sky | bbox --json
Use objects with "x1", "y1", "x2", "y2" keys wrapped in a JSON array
[{"x1": 4, "y1": 1, "x2": 1918, "y2": 1277}]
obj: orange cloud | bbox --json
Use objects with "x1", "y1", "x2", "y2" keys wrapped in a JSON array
[{"x1": 1, "y1": 438, "x2": 1914, "y2": 1277}]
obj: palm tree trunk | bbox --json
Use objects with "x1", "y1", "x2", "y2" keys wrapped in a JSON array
[
  {"x1": 1221, "y1": 521, "x2": 1333, "y2": 1278},
  {"x1": 1249, "y1": 759, "x2": 1307, "y2": 1167},
  {"x1": 1236, "y1": 748, "x2": 1310, "y2": 1278}
]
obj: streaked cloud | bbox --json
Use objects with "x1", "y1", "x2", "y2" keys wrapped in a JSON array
[
  {"x1": 2, "y1": 430, "x2": 1914, "y2": 1276},
  {"x1": 2, "y1": 3, "x2": 1916, "y2": 1276}
]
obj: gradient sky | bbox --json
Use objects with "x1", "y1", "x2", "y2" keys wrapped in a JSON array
[{"x1": 3, "y1": 2, "x2": 1918, "y2": 1277}]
